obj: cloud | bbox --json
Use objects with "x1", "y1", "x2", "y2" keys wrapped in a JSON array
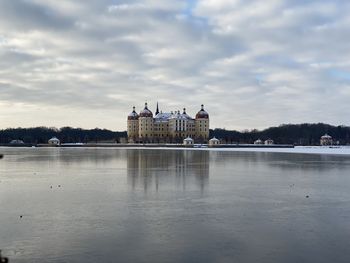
[{"x1": 0, "y1": 0, "x2": 350, "y2": 130}]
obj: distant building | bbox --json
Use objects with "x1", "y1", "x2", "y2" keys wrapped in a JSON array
[
  {"x1": 209, "y1": 137, "x2": 220, "y2": 146},
  {"x1": 183, "y1": 137, "x2": 194, "y2": 146},
  {"x1": 254, "y1": 139, "x2": 263, "y2": 145},
  {"x1": 10, "y1": 139, "x2": 24, "y2": 145},
  {"x1": 264, "y1": 139, "x2": 274, "y2": 145},
  {"x1": 320, "y1": 134, "x2": 333, "y2": 146},
  {"x1": 127, "y1": 103, "x2": 209, "y2": 143},
  {"x1": 48, "y1": 137, "x2": 60, "y2": 145}
]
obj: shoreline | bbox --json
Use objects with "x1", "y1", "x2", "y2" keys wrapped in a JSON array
[
  {"x1": 1, "y1": 145, "x2": 350, "y2": 155},
  {"x1": 1, "y1": 143, "x2": 294, "y2": 148}
]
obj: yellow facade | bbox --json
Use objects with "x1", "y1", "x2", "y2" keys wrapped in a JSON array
[{"x1": 127, "y1": 103, "x2": 210, "y2": 143}]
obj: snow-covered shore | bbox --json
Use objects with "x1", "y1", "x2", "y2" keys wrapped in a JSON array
[
  {"x1": 123, "y1": 146, "x2": 350, "y2": 155},
  {"x1": 205, "y1": 146, "x2": 350, "y2": 155},
  {"x1": 2, "y1": 145, "x2": 350, "y2": 156}
]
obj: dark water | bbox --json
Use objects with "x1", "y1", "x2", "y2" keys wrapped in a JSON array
[{"x1": 1, "y1": 148, "x2": 350, "y2": 263}]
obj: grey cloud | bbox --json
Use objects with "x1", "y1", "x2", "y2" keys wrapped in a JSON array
[
  {"x1": 0, "y1": 0, "x2": 349, "y2": 130},
  {"x1": 0, "y1": 0, "x2": 74, "y2": 31}
]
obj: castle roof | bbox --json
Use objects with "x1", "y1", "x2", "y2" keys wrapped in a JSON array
[
  {"x1": 128, "y1": 106, "x2": 139, "y2": 120},
  {"x1": 154, "y1": 112, "x2": 172, "y2": 123},
  {"x1": 154, "y1": 109, "x2": 194, "y2": 122},
  {"x1": 169, "y1": 108, "x2": 193, "y2": 120},
  {"x1": 170, "y1": 111, "x2": 190, "y2": 120},
  {"x1": 196, "y1": 104, "x2": 209, "y2": 119},
  {"x1": 155, "y1": 112, "x2": 172, "y2": 119},
  {"x1": 321, "y1": 134, "x2": 332, "y2": 139},
  {"x1": 139, "y1": 103, "x2": 153, "y2": 117}
]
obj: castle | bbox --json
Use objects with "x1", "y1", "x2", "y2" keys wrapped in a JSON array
[{"x1": 127, "y1": 103, "x2": 209, "y2": 143}]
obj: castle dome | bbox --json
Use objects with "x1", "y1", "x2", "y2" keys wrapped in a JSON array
[
  {"x1": 195, "y1": 104, "x2": 209, "y2": 119},
  {"x1": 128, "y1": 106, "x2": 139, "y2": 120},
  {"x1": 139, "y1": 102, "x2": 153, "y2": 117}
]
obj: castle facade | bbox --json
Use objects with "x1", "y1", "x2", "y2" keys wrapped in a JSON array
[{"x1": 127, "y1": 103, "x2": 209, "y2": 143}]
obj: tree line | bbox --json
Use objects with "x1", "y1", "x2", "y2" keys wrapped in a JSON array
[
  {"x1": 0, "y1": 127, "x2": 126, "y2": 144},
  {"x1": 0, "y1": 123, "x2": 349, "y2": 145},
  {"x1": 210, "y1": 123, "x2": 350, "y2": 145}
]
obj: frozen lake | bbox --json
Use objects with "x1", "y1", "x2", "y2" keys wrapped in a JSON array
[{"x1": 1, "y1": 147, "x2": 350, "y2": 262}]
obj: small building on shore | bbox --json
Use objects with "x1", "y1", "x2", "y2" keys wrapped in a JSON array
[
  {"x1": 183, "y1": 137, "x2": 194, "y2": 146},
  {"x1": 10, "y1": 139, "x2": 24, "y2": 145},
  {"x1": 320, "y1": 134, "x2": 333, "y2": 146},
  {"x1": 48, "y1": 137, "x2": 60, "y2": 146},
  {"x1": 264, "y1": 139, "x2": 274, "y2": 145},
  {"x1": 209, "y1": 137, "x2": 220, "y2": 146},
  {"x1": 254, "y1": 139, "x2": 263, "y2": 145}
]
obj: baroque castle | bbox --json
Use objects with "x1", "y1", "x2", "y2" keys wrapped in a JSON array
[{"x1": 127, "y1": 103, "x2": 209, "y2": 143}]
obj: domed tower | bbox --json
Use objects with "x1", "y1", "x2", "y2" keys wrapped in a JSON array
[
  {"x1": 127, "y1": 106, "x2": 139, "y2": 143},
  {"x1": 195, "y1": 104, "x2": 209, "y2": 142},
  {"x1": 139, "y1": 102, "x2": 154, "y2": 142}
]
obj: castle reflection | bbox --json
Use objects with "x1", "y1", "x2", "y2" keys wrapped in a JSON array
[{"x1": 127, "y1": 149, "x2": 209, "y2": 192}]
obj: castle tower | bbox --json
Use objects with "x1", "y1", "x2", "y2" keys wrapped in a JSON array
[
  {"x1": 139, "y1": 102, "x2": 154, "y2": 142},
  {"x1": 127, "y1": 106, "x2": 139, "y2": 143},
  {"x1": 195, "y1": 104, "x2": 209, "y2": 142},
  {"x1": 155, "y1": 102, "x2": 159, "y2": 115}
]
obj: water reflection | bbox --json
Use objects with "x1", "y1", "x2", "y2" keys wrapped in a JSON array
[
  {"x1": 210, "y1": 151, "x2": 350, "y2": 172},
  {"x1": 8, "y1": 148, "x2": 127, "y2": 165},
  {"x1": 127, "y1": 150, "x2": 209, "y2": 193},
  {"x1": 1, "y1": 148, "x2": 350, "y2": 263}
]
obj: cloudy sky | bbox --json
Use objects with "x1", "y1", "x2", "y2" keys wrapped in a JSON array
[{"x1": 0, "y1": 0, "x2": 349, "y2": 131}]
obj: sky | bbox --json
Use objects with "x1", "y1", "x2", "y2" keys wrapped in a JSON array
[{"x1": 0, "y1": 0, "x2": 350, "y2": 131}]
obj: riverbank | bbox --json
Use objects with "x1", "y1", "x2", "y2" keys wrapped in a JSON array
[
  {"x1": 1, "y1": 143, "x2": 295, "y2": 148},
  {"x1": 2, "y1": 144, "x2": 350, "y2": 155}
]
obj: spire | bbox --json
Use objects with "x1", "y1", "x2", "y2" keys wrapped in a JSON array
[
  {"x1": 155, "y1": 102, "x2": 159, "y2": 115},
  {"x1": 183, "y1": 108, "x2": 186, "y2": 114},
  {"x1": 132, "y1": 106, "x2": 136, "y2": 112},
  {"x1": 144, "y1": 102, "x2": 148, "y2": 109},
  {"x1": 201, "y1": 104, "x2": 204, "y2": 110}
]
